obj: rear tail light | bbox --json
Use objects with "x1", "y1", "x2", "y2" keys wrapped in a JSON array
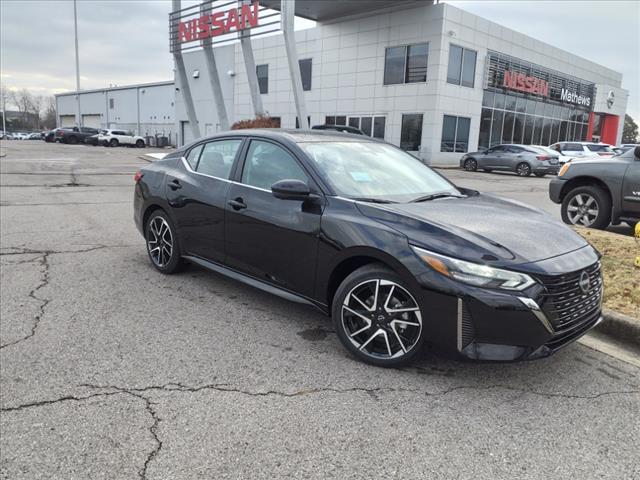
[
  {"x1": 536, "y1": 155, "x2": 551, "y2": 161},
  {"x1": 134, "y1": 171, "x2": 144, "y2": 183}
]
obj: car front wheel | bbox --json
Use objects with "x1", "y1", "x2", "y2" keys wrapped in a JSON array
[
  {"x1": 561, "y1": 185, "x2": 611, "y2": 229},
  {"x1": 109, "y1": 138, "x2": 119, "y2": 147},
  {"x1": 333, "y1": 264, "x2": 426, "y2": 367},
  {"x1": 145, "y1": 211, "x2": 184, "y2": 273},
  {"x1": 463, "y1": 158, "x2": 477, "y2": 171}
]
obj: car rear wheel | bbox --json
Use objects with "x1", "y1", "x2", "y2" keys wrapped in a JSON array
[
  {"x1": 109, "y1": 138, "x2": 119, "y2": 147},
  {"x1": 516, "y1": 162, "x2": 531, "y2": 177},
  {"x1": 463, "y1": 158, "x2": 477, "y2": 172},
  {"x1": 145, "y1": 211, "x2": 184, "y2": 274},
  {"x1": 333, "y1": 264, "x2": 426, "y2": 367},
  {"x1": 561, "y1": 185, "x2": 611, "y2": 229},
  {"x1": 136, "y1": 139, "x2": 145, "y2": 148}
]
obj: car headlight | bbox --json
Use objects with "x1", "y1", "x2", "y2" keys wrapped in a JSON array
[
  {"x1": 411, "y1": 246, "x2": 536, "y2": 291},
  {"x1": 558, "y1": 163, "x2": 571, "y2": 177}
]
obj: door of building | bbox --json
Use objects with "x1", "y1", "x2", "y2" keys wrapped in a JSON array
[{"x1": 400, "y1": 114, "x2": 424, "y2": 159}]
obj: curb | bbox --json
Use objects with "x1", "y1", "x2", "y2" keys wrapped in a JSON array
[{"x1": 595, "y1": 309, "x2": 640, "y2": 348}]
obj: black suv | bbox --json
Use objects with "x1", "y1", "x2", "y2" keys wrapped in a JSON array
[
  {"x1": 549, "y1": 146, "x2": 640, "y2": 228},
  {"x1": 55, "y1": 127, "x2": 100, "y2": 144}
]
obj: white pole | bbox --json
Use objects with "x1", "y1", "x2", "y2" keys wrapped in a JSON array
[
  {"x1": 73, "y1": 0, "x2": 82, "y2": 128},
  {"x1": 2, "y1": 94, "x2": 6, "y2": 135}
]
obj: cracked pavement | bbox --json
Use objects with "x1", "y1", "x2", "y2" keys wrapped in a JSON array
[{"x1": 1, "y1": 141, "x2": 639, "y2": 479}]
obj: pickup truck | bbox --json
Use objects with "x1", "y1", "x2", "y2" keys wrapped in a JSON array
[
  {"x1": 55, "y1": 127, "x2": 100, "y2": 144},
  {"x1": 549, "y1": 146, "x2": 640, "y2": 229}
]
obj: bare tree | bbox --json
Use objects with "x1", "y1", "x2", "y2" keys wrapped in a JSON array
[{"x1": 41, "y1": 96, "x2": 57, "y2": 129}]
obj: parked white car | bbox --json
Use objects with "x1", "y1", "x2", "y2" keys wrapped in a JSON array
[
  {"x1": 532, "y1": 145, "x2": 575, "y2": 165},
  {"x1": 548, "y1": 141, "x2": 615, "y2": 159},
  {"x1": 13, "y1": 132, "x2": 29, "y2": 140},
  {"x1": 98, "y1": 129, "x2": 146, "y2": 148}
]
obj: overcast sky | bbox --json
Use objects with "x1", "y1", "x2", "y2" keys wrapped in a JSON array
[{"x1": 1, "y1": 0, "x2": 638, "y2": 119}]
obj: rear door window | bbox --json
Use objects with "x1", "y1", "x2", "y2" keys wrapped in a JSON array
[
  {"x1": 185, "y1": 144, "x2": 204, "y2": 170},
  {"x1": 196, "y1": 139, "x2": 242, "y2": 179}
]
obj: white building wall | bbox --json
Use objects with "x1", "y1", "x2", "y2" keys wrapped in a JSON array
[
  {"x1": 175, "y1": 2, "x2": 628, "y2": 163},
  {"x1": 56, "y1": 82, "x2": 176, "y2": 144}
]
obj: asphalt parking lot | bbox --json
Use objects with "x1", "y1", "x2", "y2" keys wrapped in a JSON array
[{"x1": 1, "y1": 140, "x2": 638, "y2": 479}]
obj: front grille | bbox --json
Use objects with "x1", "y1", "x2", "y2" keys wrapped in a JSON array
[
  {"x1": 537, "y1": 262, "x2": 603, "y2": 333},
  {"x1": 459, "y1": 301, "x2": 475, "y2": 350}
]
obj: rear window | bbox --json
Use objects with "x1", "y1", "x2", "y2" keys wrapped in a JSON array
[{"x1": 586, "y1": 144, "x2": 613, "y2": 152}]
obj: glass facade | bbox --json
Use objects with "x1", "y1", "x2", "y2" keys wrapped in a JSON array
[
  {"x1": 479, "y1": 93, "x2": 590, "y2": 148},
  {"x1": 479, "y1": 51, "x2": 594, "y2": 148}
]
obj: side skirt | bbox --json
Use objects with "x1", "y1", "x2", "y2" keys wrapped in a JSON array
[{"x1": 183, "y1": 255, "x2": 329, "y2": 315}]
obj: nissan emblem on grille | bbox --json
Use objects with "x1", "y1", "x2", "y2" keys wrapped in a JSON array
[{"x1": 579, "y1": 271, "x2": 590, "y2": 294}]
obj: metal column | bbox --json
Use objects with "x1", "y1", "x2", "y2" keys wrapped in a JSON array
[
  {"x1": 240, "y1": 0, "x2": 265, "y2": 117},
  {"x1": 281, "y1": 0, "x2": 309, "y2": 129},
  {"x1": 172, "y1": 0, "x2": 201, "y2": 143},
  {"x1": 201, "y1": 1, "x2": 230, "y2": 131}
]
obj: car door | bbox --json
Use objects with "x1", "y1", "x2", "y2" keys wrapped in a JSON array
[
  {"x1": 479, "y1": 146, "x2": 502, "y2": 168},
  {"x1": 489, "y1": 145, "x2": 510, "y2": 169},
  {"x1": 224, "y1": 138, "x2": 323, "y2": 299},
  {"x1": 165, "y1": 137, "x2": 244, "y2": 263},
  {"x1": 621, "y1": 157, "x2": 640, "y2": 217}
]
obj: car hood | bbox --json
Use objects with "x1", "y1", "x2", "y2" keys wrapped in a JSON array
[{"x1": 356, "y1": 193, "x2": 588, "y2": 267}]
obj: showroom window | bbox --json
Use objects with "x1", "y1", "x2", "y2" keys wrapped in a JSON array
[
  {"x1": 447, "y1": 45, "x2": 477, "y2": 88},
  {"x1": 325, "y1": 115, "x2": 386, "y2": 139},
  {"x1": 384, "y1": 43, "x2": 428, "y2": 85},
  {"x1": 478, "y1": 91, "x2": 590, "y2": 148},
  {"x1": 299, "y1": 58, "x2": 312, "y2": 91},
  {"x1": 440, "y1": 115, "x2": 471, "y2": 152},
  {"x1": 400, "y1": 114, "x2": 423, "y2": 151},
  {"x1": 256, "y1": 64, "x2": 268, "y2": 94}
]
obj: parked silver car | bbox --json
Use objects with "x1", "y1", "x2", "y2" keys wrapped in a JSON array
[{"x1": 460, "y1": 144, "x2": 560, "y2": 177}]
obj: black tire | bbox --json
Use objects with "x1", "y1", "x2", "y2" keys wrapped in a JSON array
[
  {"x1": 561, "y1": 185, "x2": 611, "y2": 229},
  {"x1": 144, "y1": 210, "x2": 185, "y2": 274},
  {"x1": 516, "y1": 162, "x2": 531, "y2": 177},
  {"x1": 109, "y1": 138, "x2": 119, "y2": 147},
  {"x1": 463, "y1": 158, "x2": 477, "y2": 172},
  {"x1": 136, "y1": 139, "x2": 145, "y2": 148},
  {"x1": 332, "y1": 264, "x2": 426, "y2": 367},
  {"x1": 534, "y1": 173, "x2": 546, "y2": 177},
  {"x1": 102, "y1": 141, "x2": 109, "y2": 147}
]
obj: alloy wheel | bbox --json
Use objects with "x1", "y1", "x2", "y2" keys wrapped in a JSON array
[
  {"x1": 464, "y1": 158, "x2": 477, "y2": 171},
  {"x1": 147, "y1": 216, "x2": 173, "y2": 267},
  {"x1": 516, "y1": 163, "x2": 531, "y2": 176},
  {"x1": 341, "y1": 279, "x2": 422, "y2": 360},
  {"x1": 567, "y1": 194, "x2": 599, "y2": 226}
]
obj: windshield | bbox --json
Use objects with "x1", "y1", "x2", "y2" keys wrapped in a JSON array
[
  {"x1": 300, "y1": 141, "x2": 459, "y2": 202},
  {"x1": 586, "y1": 144, "x2": 614, "y2": 153}
]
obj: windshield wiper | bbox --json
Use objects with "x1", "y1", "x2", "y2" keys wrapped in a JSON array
[
  {"x1": 351, "y1": 197, "x2": 397, "y2": 204},
  {"x1": 410, "y1": 193, "x2": 465, "y2": 203}
]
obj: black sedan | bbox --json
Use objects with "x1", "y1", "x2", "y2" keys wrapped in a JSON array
[{"x1": 134, "y1": 130, "x2": 603, "y2": 366}]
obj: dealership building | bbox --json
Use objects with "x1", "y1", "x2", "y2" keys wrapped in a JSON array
[{"x1": 56, "y1": 0, "x2": 628, "y2": 165}]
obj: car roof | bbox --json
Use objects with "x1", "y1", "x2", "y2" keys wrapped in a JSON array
[{"x1": 198, "y1": 128, "x2": 378, "y2": 144}]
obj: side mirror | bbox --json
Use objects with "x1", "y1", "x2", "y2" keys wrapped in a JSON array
[
  {"x1": 271, "y1": 179, "x2": 311, "y2": 201},
  {"x1": 635, "y1": 145, "x2": 640, "y2": 159}
]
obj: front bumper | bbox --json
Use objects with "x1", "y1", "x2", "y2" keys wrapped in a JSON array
[
  {"x1": 548, "y1": 177, "x2": 567, "y2": 203},
  {"x1": 412, "y1": 251, "x2": 602, "y2": 361}
]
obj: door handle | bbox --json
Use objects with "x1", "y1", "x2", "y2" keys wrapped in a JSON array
[
  {"x1": 168, "y1": 179, "x2": 182, "y2": 190},
  {"x1": 227, "y1": 198, "x2": 247, "y2": 210}
]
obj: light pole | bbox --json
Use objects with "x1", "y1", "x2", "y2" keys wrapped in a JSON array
[{"x1": 73, "y1": 0, "x2": 82, "y2": 128}]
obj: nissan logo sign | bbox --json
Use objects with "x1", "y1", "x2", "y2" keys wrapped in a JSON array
[
  {"x1": 607, "y1": 90, "x2": 615, "y2": 108},
  {"x1": 579, "y1": 271, "x2": 591, "y2": 294}
]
